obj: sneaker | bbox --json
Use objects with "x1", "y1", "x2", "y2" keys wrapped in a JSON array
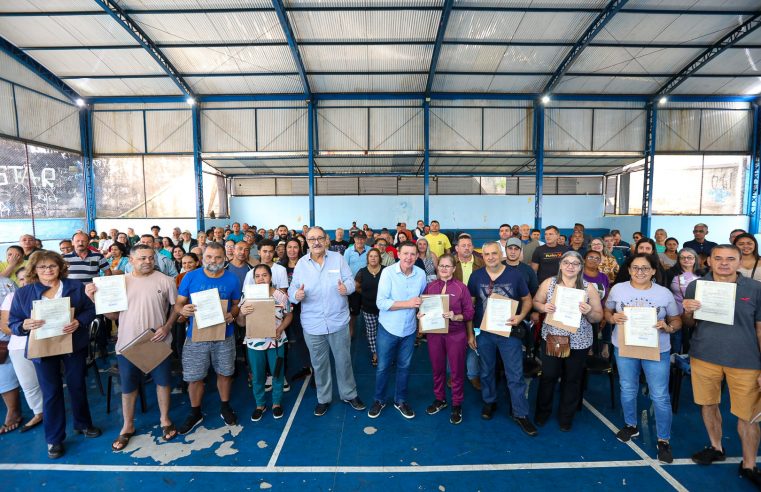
[
  {"x1": 657, "y1": 441, "x2": 673, "y2": 464},
  {"x1": 221, "y1": 405, "x2": 238, "y2": 426},
  {"x1": 343, "y1": 397, "x2": 366, "y2": 411},
  {"x1": 74, "y1": 426, "x2": 102, "y2": 438},
  {"x1": 272, "y1": 406, "x2": 284, "y2": 419},
  {"x1": 481, "y1": 402, "x2": 497, "y2": 420},
  {"x1": 426, "y1": 399, "x2": 448, "y2": 415},
  {"x1": 450, "y1": 406, "x2": 463, "y2": 425},
  {"x1": 47, "y1": 443, "x2": 65, "y2": 459},
  {"x1": 739, "y1": 463, "x2": 761, "y2": 488},
  {"x1": 314, "y1": 402, "x2": 330, "y2": 417},
  {"x1": 394, "y1": 401, "x2": 415, "y2": 419},
  {"x1": 691, "y1": 445, "x2": 726, "y2": 465},
  {"x1": 178, "y1": 412, "x2": 203, "y2": 435},
  {"x1": 616, "y1": 425, "x2": 639, "y2": 443},
  {"x1": 367, "y1": 401, "x2": 386, "y2": 419},
  {"x1": 265, "y1": 376, "x2": 273, "y2": 392},
  {"x1": 515, "y1": 417, "x2": 538, "y2": 437},
  {"x1": 283, "y1": 380, "x2": 291, "y2": 393},
  {"x1": 250, "y1": 407, "x2": 266, "y2": 422}
]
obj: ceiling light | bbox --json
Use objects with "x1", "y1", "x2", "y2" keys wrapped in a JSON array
[
  {"x1": 75, "y1": 98, "x2": 85, "y2": 107},
  {"x1": 186, "y1": 97, "x2": 196, "y2": 106},
  {"x1": 541, "y1": 95, "x2": 550, "y2": 104},
  {"x1": 659, "y1": 96, "x2": 668, "y2": 105}
]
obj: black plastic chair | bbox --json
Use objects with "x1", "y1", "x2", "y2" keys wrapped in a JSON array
[
  {"x1": 86, "y1": 318, "x2": 104, "y2": 396},
  {"x1": 106, "y1": 365, "x2": 147, "y2": 414},
  {"x1": 579, "y1": 349, "x2": 616, "y2": 410}
]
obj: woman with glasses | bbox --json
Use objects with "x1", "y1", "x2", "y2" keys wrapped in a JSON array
[
  {"x1": 589, "y1": 238, "x2": 618, "y2": 284},
  {"x1": 420, "y1": 254, "x2": 474, "y2": 425},
  {"x1": 532, "y1": 251, "x2": 603, "y2": 431},
  {"x1": 665, "y1": 248, "x2": 701, "y2": 353},
  {"x1": 734, "y1": 233, "x2": 761, "y2": 281},
  {"x1": 8, "y1": 251, "x2": 99, "y2": 459},
  {"x1": 604, "y1": 253, "x2": 681, "y2": 464}
]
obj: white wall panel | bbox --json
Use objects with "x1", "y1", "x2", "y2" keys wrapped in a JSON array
[
  {"x1": 93, "y1": 110, "x2": 145, "y2": 154},
  {"x1": 656, "y1": 109, "x2": 701, "y2": 152},
  {"x1": 15, "y1": 87, "x2": 80, "y2": 151},
  {"x1": 0, "y1": 81, "x2": 17, "y2": 137},
  {"x1": 700, "y1": 110, "x2": 751, "y2": 152},
  {"x1": 145, "y1": 110, "x2": 192, "y2": 153},
  {"x1": 202, "y1": 108, "x2": 257, "y2": 152}
]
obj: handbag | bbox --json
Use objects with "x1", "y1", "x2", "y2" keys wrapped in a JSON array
[
  {"x1": 0, "y1": 340, "x2": 8, "y2": 364},
  {"x1": 545, "y1": 334, "x2": 570, "y2": 358}
]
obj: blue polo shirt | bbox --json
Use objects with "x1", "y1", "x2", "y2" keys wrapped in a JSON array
[
  {"x1": 345, "y1": 244, "x2": 368, "y2": 276},
  {"x1": 178, "y1": 268, "x2": 241, "y2": 339},
  {"x1": 467, "y1": 266, "x2": 529, "y2": 328},
  {"x1": 376, "y1": 263, "x2": 427, "y2": 337}
]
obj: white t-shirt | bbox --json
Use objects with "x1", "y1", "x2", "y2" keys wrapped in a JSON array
[{"x1": 243, "y1": 263, "x2": 289, "y2": 290}]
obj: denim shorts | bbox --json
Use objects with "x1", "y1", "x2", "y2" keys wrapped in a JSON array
[{"x1": 117, "y1": 354, "x2": 172, "y2": 393}]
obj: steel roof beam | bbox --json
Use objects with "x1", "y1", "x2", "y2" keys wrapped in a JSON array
[
  {"x1": 425, "y1": 0, "x2": 454, "y2": 97},
  {"x1": 655, "y1": 12, "x2": 761, "y2": 98},
  {"x1": 92, "y1": 0, "x2": 194, "y2": 98},
  {"x1": 543, "y1": 0, "x2": 629, "y2": 95},
  {"x1": 0, "y1": 35, "x2": 81, "y2": 103},
  {"x1": 271, "y1": 0, "x2": 311, "y2": 98}
]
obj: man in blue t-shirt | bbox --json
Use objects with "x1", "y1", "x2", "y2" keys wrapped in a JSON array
[
  {"x1": 175, "y1": 242, "x2": 241, "y2": 435},
  {"x1": 468, "y1": 241, "x2": 536, "y2": 437}
]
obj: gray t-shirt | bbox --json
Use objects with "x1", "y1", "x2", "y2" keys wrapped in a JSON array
[
  {"x1": 606, "y1": 281, "x2": 679, "y2": 353},
  {"x1": 685, "y1": 273, "x2": 761, "y2": 370}
]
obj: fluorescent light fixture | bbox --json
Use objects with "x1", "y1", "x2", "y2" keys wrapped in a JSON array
[
  {"x1": 75, "y1": 98, "x2": 85, "y2": 107},
  {"x1": 541, "y1": 95, "x2": 551, "y2": 104},
  {"x1": 186, "y1": 97, "x2": 195, "y2": 105},
  {"x1": 659, "y1": 96, "x2": 668, "y2": 105}
]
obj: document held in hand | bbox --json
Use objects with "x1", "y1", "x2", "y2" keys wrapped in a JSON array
[
  {"x1": 120, "y1": 328, "x2": 172, "y2": 374},
  {"x1": 419, "y1": 294, "x2": 449, "y2": 334},
  {"x1": 92, "y1": 275, "x2": 128, "y2": 315},
  {"x1": 694, "y1": 280, "x2": 736, "y2": 325}
]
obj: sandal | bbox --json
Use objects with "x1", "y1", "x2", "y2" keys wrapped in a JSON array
[
  {"x1": 111, "y1": 432, "x2": 135, "y2": 452},
  {"x1": 19, "y1": 415, "x2": 42, "y2": 433},
  {"x1": 371, "y1": 354, "x2": 378, "y2": 367},
  {"x1": 162, "y1": 424, "x2": 178, "y2": 441},
  {"x1": 0, "y1": 418, "x2": 22, "y2": 434}
]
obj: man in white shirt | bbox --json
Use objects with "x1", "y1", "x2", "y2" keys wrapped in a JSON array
[{"x1": 245, "y1": 239, "x2": 288, "y2": 290}]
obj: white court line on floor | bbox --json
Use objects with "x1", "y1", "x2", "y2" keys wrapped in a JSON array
[
  {"x1": 266, "y1": 374, "x2": 311, "y2": 469},
  {"x1": 582, "y1": 399, "x2": 687, "y2": 492}
]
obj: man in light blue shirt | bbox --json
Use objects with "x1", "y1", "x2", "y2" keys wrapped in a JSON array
[
  {"x1": 288, "y1": 226, "x2": 365, "y2": 417},
  {"x1": 124, "y1": 234, "x2": 178, "y2": 277},
  {"x1": 367, "y1": 241, "x2": 427, "y2": 420},
  {"x1": 344, "y1": 231, "x2": 368, "y2": 336}
]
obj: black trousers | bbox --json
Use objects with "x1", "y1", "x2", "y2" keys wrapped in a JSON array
[{"x1": 535, "y1": 342, "x2": 588, "y2": 426}]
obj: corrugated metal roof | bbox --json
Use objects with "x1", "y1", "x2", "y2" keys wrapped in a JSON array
[
  {"x1": 145, "y1": 109, "x2": 193, "y2": 153},
  {"x1": 0, "y1": 16, "x2": 139, "y2": 48},
  {"x1": 201, "y1": 108, "x2": 258, "y2": 152},
  {"x1": 120, "y1": 0, "x2": 274, "y2": 8},
  {"x1": 695, "y1": 48, "x2": 761, "y2": 75},
  {"x1": 454, "y1": 0, "x2": 606, "y2": 6},
  {"x1": 318, "y1": 107, "x2": 368, "y2": 151},
  {"x1": 570, "y1": 46, "x2": 704, "y2": 74},
  {"x1": 626, "y1": 0, "x2": 760, "y2": 11},
  {"x1": 596, "y1": 13, "x2": 745, "y2": 45},
  {"x1": 132, "y1": 11, "x2": 286, "y2": 44},
  {"x1": 369, "y1": 107, "x2": 424, "y2": 151},
  {"x1": 553, "y1": 75, "x2": 665, "y2": 94},
  {"x1": 301, "y1": 45, "x2": 433, "y2": 72},
  {"x1": 699, "y1": 109, "x2": 752, "y2": 152},
  {"x1": 431, "y1": 107, "x2": 482, "y2": 150},
  {"x1": 15, "y1": 86, "x2": 80, "y2": 151},
  {"x1": 671, "y1": 77, "x2": 761, "y2": 95},
  {"x1": 287, "y1": 0, "x2": 443, "y2": 6},
  {"x1": 432, "y1": 74, "x2": 548, "y2": 92},
  {"x1": 257, "y1": 108, "x2": 308, "y2": 151},
  {"x1": 30, "y1": 48, "x2": 165, "y2": 77},
  {"x1": 437, "y1": 44, "x2": 568, "y2": 73},
  {"x1": 187, "y1": 75, "x2": 304, "y2": 94},
  {"x1": 66, "y1": 77, "x2": 183, "y2": 96},
  {"x1": 315, "y1": 156, "x2": 421, "y2": 174},
  {"x1": 0, "y1": 81, "x2": 17, "y2": 137},
  {"x1": 93, "y1": 110, "x2": 145, "y2": 154},
  {"x1": 592, "y1": 109, "x2": 646, "y2": 152},
  {"x1": 0, "y1": 51, "x2": 72, "y2": 102},
  {"x1": 288, "y1": 10, "x2": 440, "y2": 42},
  {"x1": 207, "y1": 158, "x2": 309, "y2": 176},
  {"x1": 308, "y1": 74, "x2": 427, "y2": 92},
  {"x1": 444, "y1": 11, "x2": 596, "y2": 43},
  {"x1": 163, "y1": 46, "x2": 298, "y2": 73},
  {"x1": 0, "y1": 1, "x2": 100, "y2": 12}
]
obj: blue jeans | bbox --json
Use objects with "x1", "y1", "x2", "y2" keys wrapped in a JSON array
[
  {"x1": 478, "y1": 331, "x2": 529, "y2": 418},
  {"x1": 466, "y1": 346, "x2": 480, "y2": 379},
  {"x1": 615, "y1": 348, "x2": 672, "y2": 441},
  {"x1": 374, "y1": 324, "x2": 416, "y2": 404}
]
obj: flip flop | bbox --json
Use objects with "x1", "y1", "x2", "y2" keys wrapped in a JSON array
[
  {"x1": 161, "y1": 424, "x2": 178, "y2": 441},
  {"x1": 19, "y1": 416, "x2": 42, "y2": 433},
  {"x1": 0, "y1": 418, "x2": 23, "y2": 435},
  {"x1": 111, "y1": 432, "x2": 135, "y2": 452}
]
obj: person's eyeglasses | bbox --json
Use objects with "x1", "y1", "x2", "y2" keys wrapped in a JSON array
[
  {"x1": 679, "y1": 256, "x2": 695, "y2": 261},
  {"x1": 35, "y1": 265, "x2": 58, "y2": 271},
  {"x1": 561, "y1": 261, "x2": 581, "y2": 268},
  {"x1": 438, "y1": 265, "x2": 454, "y2": 269},
  {"x1": 631, "y1": 266, "x2": 652, "y2": 273},
  {"x1": 586, "y1": 257, "x2": 601, "y2": 262},
  {"x1": 306, "y1": 236, "x2": 325, "y2": 243}
]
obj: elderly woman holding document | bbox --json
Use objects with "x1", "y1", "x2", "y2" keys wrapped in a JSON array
[
  {"x1": 604, "y1": 253, "x2": 681, "y2": 464},
  {"x1": 533, "y1": 250, "x2": 603, "y2": 432},
  {"x1": 8, "y1": 250, "x2": 99, "y2": 460}
]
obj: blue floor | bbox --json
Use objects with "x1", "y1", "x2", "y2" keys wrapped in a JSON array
[{"x1": 0, "y1": 327, "x2": 755, "y2": 492}]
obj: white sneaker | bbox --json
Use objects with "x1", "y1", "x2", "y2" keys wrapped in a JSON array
[{"x1": 283, "y1": 379, "x2": 291, "y2": 393}]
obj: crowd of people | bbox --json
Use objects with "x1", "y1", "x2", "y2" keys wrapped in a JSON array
[{"x1": 0, "y1": 220, "x2": 759, "y2": 488}]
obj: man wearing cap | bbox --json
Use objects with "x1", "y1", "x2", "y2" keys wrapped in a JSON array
[{"x1": 180, "y1": 230, "x2": 198, "y2": 253}]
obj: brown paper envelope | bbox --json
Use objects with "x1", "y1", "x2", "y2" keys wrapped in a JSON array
[
  {"x1": 27, "y1": 308, "x2": 74, "y2": 359},
  {"x1": 192, "y1": 300, "x2": 229, "y2": 342},
  {"x1": 244, "y1": 299, "x2": 277, "y2": 339},
  {"x1": 545, "y1": 289, "x2": 581, "y2": 334},
  {"x1": 419, "y1": 294, "x2": 449, "y2": 334},
  {"x1": 481, "y1": 293, "x2": 517, "y2": 338},
  {"x1": 120, "y1": 328, "x2": 173, "y2": 374},
  {"x1": 616, "y1": 326, "x2": 660, "y2": 361}
]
